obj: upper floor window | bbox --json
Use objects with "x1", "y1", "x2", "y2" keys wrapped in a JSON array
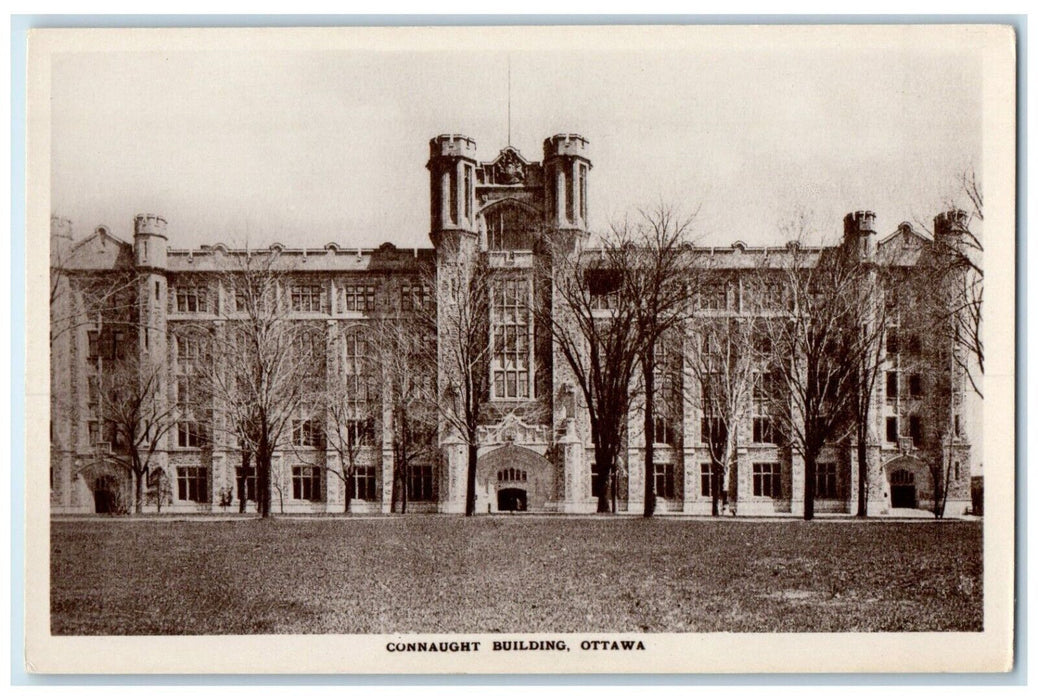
[
  {"x1": 87, "y1": 329, "x2": 126, "y2": 361},
  {"x1": 885, "y1": 328, "x2": 899, "y2": 355},
  {"x1": 491, "y1": 277, "x2": 532, "y2": 400},
  {"x1": 699, "y1": 282, "x2": 727, "y2": 311},
  {"x1": 401, "y1": 284, "x2": 430, "y2": 311},
  {"x1": 343, "y1": 284, "x2": 376, "y2": 312},
  {"x1": 291, "y1": 284, "x2": 323, "y2": 313},
  {"x1": 292, "y1": 418, "x2": 322, "y2": 448},
  {"x1": 486, "y1": 203, "x2": 537, "y2": 251},
  {"x1": 176, "y1": 286, "x2": 208, "y2": 313}
]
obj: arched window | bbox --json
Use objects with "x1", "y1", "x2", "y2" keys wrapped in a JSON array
[{"x1": 484, "y1": 202, "x2": 538, "y2": 251}]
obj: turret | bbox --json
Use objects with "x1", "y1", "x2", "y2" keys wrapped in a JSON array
[
  {"x1": 934, "y1": 209, "x2": 971, "y2": 251},
  {"x1": 542, "y1": 134, "x2": 591, "y2": 234},
  {"x1": 843, "y1": 210, "x2": 876, "y2": 261},
  {"x1": 133, "y1": 213, "x2": 168, "y2": 269},
  {"x1": 427, "y1": 134, "x2": 478, "y2": 250}
]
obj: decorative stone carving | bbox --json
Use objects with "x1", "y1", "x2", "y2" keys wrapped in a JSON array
[{"x1": 477, "y1": 414, "x2": 551, "y2": 446}]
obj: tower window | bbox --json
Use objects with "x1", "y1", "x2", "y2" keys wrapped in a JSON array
[
  {"x1": 886, "y1": 371, "x2": 898, "y2": 399},
  {"x1": 490, "y1": 277, "x2": 532, "y2": 399}
]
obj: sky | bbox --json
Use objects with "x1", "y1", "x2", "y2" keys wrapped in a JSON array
[{"x1": 50, "y1": 30, "x2": 983, "y2": 250}]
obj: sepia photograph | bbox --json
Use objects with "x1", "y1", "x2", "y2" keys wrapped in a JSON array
[{"x1": 24, "y1": 24, "x2": 1016, "y2": 674}]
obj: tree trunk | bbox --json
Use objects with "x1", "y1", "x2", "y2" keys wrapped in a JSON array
[
  {"x1": 465, "y1": 441, "x2": 478, "y2": 516},
  {"x1": 803, "y1": 451, "x2": 816, "y2": 521},
  {"x1": 238, "y1": 450, "x2": 251, "y2": 514},
  {"x1": 595, "y1": 447, "x2": 612, "y2": 513},
  {"x1": 134, "y1": 469, "x2": 145, "y2": 515},
  {"x1": 642, "y1": 350, "x2": 656, "y2": 518},
  {"x1": 856, "y1": 431, "x2": 868, "y2": 517},
  {"x1": 343, "y1": 469, "x2": 353, "y2": 514},
  {"x1": 256, "y1": 444, "x2": 272, "y2": 518}
]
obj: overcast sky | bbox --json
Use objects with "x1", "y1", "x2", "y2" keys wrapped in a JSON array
[{"x1": 50, "y1": 31, "x2": 982, "y2": 250}]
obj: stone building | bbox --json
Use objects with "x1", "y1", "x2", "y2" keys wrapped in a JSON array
[{"x1": 49, "y1": 132, "x2": 978, "y2": 516}]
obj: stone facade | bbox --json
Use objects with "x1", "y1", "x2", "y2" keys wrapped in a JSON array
[{"x1": 50, "y1": 133, "x2": 977, "y2": 517}]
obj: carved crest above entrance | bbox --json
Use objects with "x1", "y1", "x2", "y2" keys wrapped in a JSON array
[
  {"x1": 486, "y1": 147, "x2": 528, "y2": 185},
  {"x1": 477, "y1": 414, "x2": 551, "y2": 447}
]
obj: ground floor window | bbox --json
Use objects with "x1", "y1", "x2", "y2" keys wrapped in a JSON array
[
  {"x1": 654, "y1": 463, "x2": 675, "y2": 499},
  {"x1": 752, "y1": 462, "x2": 781, "y2": 498},
  {"x1": 292, "y1": 466, "x2": 321, "y2": 501},
  {"x1": 177, "y1": 466, "x2": 209, "y2": 502},
  {"x1": 700, "y1": 462, "x2": 721, "y2": 497},
  {"x1": 409, "y1": 464, "x2": 434, "y2": 501},
  {"x1": 354, "y1": 464, "x2": 376, "y2": 500},
  {"x1": 815, "y1": 462, "x2": 838, "y2": 498},
  {"x1": 236, "y1": 466, "x2": 256, "y2": 501},
  {"x1": 591, "y1": 462, "x2": 604, "y2": 499}
]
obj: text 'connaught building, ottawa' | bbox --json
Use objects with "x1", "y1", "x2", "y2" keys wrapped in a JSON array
[{"x1": 50, "y1": 133, "x2": 979, "y2": 517}]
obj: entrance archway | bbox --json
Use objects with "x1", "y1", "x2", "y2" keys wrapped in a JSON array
[
  {"x1": 890, "y1": 469, "x2": 917, "y2": 508},
  {"x1": 477, "y1": 444, "x2": 554, "y2": 512}
]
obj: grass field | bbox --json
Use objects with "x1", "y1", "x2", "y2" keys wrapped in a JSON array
[{"x1": 51, "y1": 516, "x2": 982, "y2": 634}]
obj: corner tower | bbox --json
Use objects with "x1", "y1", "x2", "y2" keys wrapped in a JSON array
[
  {"x1": 843, "y1": 210, "x2": 877, "y2": 261},
  {"x1": 428, "y1": 134, "x2": 478, "y2": 252},
  {"x1": 132, "y1": 214, "x2": 168, "y2": 359},
  {"x1": 542, "y1": 134, "x2": 591, "y2": 239}
]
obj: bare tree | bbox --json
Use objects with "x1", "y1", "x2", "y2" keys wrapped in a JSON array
[
  {"x1": 421, "y1": 242, "x2": 492, "y2": 516},
  {"x1": 619, "y1": 205, "x2": 701, "y2": 517},
  {"x1": 365, "y1": 313, "x2": 437, "y2": 514},
  {"x1": 756, "y1": 229, "x2": 879, "y2": 521},
  {"x1": 188, "y1": 251, "x2": 321, "y2": 518},
  {"x1": 539, "y1": 232, "x2": 645, "y2": 513},
  {"x1": 683, "y1": 314, "x2": 757, "y2": 516},
  {"x1": 95, "y1": 354, "x2": 178, "y2": 514}
]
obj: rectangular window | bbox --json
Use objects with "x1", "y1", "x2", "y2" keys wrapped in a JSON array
[
  {"x1": 354, "y1": 464, "x2": 376, "y2": 501},
  {"x1": 292, "y1": 419, "x2": 322, "y2": 448},
  {"x1": 236, "y1": 466, "x2": 256, "y2": 502},
  {"x1": 815, "y1": 462, "x2": 838, "y2": 499},
  {"x1": 591, "y1": 462, "x2": 604, "y2": 499},
  {"x1": 886, "y1": 371, "x2": 898, "y2": 399},
  {"x1": 652, "y1": 415, "x2": 675, "y2": 446},
  {"x1": 753, "y1": 417, "x2": 775, "y2": 444},
  {"x1": 291, "y1": 466, "x2": 321, "y2": 501},
  {"x1": 885, "y1": 328, "x2": 899, "y2": 355},
  {"x1": 654, "y1": 463, "x2": 675, "y2": 499},
  {"x1": 176, "y1": 466, "x2": 209, "y2": 502},
  {"x1": 491, "y1": 277, "x2": 532, "y2": 399},
  {"x1": 88, "y1": 420, "x2": 100, "y2": 445},
  {"x1": 909, "y1": 373, "x2": 923, "y2": 397},
  {"x1": 752, "y1": 463, "x2": 781, "y2": 498},
  {"x1": 290, "y1": 284, "x2": 323, "y2": 313},
  {"x1": 87, "y1": 376, "x2": 99, "y2": 408},
  {"x1": 408, "y1": 464, "x2": 434, "y2": 501},
  {"x1": 909, "y1": 415, "x2": 924, "y2": 446},
  {"x1": 175, "y1": 286, "x2": 208, "y2": 313},
  {"x1": 954, "y1": 414, "x2": 962, "y2": 437},
  {"x1": 908, "y1": 334, "x2": 922, "y2": 355},
  {"x1": 401, "y1": 284, "x2": 429, "y2": 311},
  {"x1": 700, "y1": 463, "x2": 720, "y2": 498},
  {"x1": 954, "y1": 461, "x2": 961, "y2": 481},
  {"x1": 343, "y1": 285, "x2": 376, "y2": 312},
  {"x1": 701, "y1": 416, "x2": 726, "y2": 446},
  {"x1": 886, "y1": 417, "x2": 898, "y2": 443},
  {"x1": 177, "y1": 421, "x2": 208, "y2": 448},
  {"x1": 87, "y1": 330, "x2": 100, "y2": 360},
  {"x1": 699, "y1": 283, "x2": 727, "y2": 310}
]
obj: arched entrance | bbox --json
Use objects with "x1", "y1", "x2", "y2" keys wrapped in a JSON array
[
  {"x1": 477, "y1": 445, "x2": 554, "y2": 513},
  {"x1": 890, "y1": 469, "x2": 916, "y2": 508}
]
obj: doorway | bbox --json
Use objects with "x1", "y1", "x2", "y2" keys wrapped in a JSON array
[
  {"x1": 890, "y1": 469, "x2": 916, "y2": 508},
  {"x1": 93, "y1": 475, "x2": 117, "y2": 514},
  {"x1": 497, "y1": 487, "x2": 527, "y2": 512}
]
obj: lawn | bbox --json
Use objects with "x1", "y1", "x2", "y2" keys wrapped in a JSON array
[{"x1": 50, "y1": 516, "x2": 982, "y2": 634}]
